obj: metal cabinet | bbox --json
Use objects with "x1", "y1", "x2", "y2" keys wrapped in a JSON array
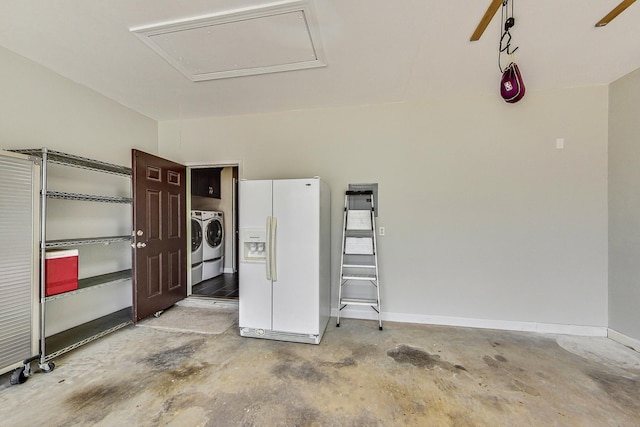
[{"x1": 0, "y1": 151, "x2": 40, "y2": 384}]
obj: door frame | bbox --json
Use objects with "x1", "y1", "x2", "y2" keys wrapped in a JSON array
[{"x1": 186, "y1": 161, "x2": 242, "y2": 296}]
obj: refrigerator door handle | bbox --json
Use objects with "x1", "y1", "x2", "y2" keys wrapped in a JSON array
[
  {"x1": 265, "y1": 216, "x2": 272, "y2": 281},
  {"x1": 270, "y1": 216, "x2": 278, "y2": 282}
]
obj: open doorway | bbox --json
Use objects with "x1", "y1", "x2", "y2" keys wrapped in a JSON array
[{"x1": 189, "y1": 165, "x2": 239, "y2": 299}]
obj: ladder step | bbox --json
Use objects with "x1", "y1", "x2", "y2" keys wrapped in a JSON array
[
  {"x1": 345, "y1": 237, "x2": 373, "y2": 254},
  {"x1": 340, "y1": 298, "x2": 378, "y2": 306},
  {"x1": 345, "y1": 229, "x2": 374, "y2": 235},
  {"x1": 342, "y1": 264, "x2": 376, "y2": 269},
  {"x1": 342, "y1": 273, "x2": 377, "y2": 281},
  {"x1": 346, "y1": 210, "x2": 372, "y2": 230}
]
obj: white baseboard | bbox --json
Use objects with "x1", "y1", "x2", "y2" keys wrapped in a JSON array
[
  {"x1": 332, "y1": 307, "x2": 607, "y2": 337},
  {"x1": 223, "y1": 267, "x2": 235, "y2": 274},
  {"x1": 608, "y1": 328, "x2": 640, "y2": 351}
]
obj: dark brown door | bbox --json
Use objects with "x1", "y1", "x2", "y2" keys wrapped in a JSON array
[{"x1": 132, "y1": 150, "x2": 187, "y2": 321}]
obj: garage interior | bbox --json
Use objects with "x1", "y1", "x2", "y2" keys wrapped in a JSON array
[{"x1": 1, "y1": 1, "x2": 640, "y2": 425}]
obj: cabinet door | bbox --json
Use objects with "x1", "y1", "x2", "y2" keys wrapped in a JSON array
[
  {"x1": 191, "y1": 168, "x2": 221, "y2": 198},
  {"x1": 0, "y1": 153, "x2": 39, "y2": 367},
  {"x1": 207, "y1": 168, "x2": 221, "y2": 198},
  {"x1": 191, "y1": 169, "x2": 204, "y2": 196}
]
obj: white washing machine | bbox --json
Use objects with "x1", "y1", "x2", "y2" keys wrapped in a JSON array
[
  {"x1": 191, "y1": 211, "x2": 203, "y2": 285},
  {"x1": 191, "y1": 211, "x2": 203, "y2": 264},
  {"x1": 202, "y1": 211, "x2": 224, "y2": 280}
]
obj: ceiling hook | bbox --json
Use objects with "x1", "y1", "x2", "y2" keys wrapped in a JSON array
[{"x1": 504, "y1": 17, "x2": 515, "y2": 31}]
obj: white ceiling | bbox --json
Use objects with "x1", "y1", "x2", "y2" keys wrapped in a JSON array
[{"x1": 0, "y1": 0, "x2": 638, "y2": 121}]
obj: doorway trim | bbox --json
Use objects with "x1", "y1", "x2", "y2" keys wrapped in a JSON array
[{"x1": 186, "y1": 160, "x2": 242, "y2": 297}]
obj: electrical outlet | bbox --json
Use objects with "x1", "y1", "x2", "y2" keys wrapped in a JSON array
[{"x1": 379, "y1": 227, "x2": 385, "y2": 236}]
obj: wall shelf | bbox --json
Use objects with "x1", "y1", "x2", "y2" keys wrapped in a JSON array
[
  {"x1": 44, "y1": 307, "x2": 133, "y2": 362},
  {"x1": 46, "y1": 191, "x2": 132, "y2": 204},
  {"x1": 45, "y1": 269, "x2": 131, "y2": 302},
  {"x1": 10, "y1": 149, "x2": 132, "y2": 177},
  {"x1": 45, "y1": 235, "x2": 131, "y2": 248}
]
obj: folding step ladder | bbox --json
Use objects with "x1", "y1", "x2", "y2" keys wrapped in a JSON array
[{"x1": 337, "y1": 190, "x2": 382, "y2": 330}]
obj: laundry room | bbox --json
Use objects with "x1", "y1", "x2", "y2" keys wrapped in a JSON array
[{"x1": 190, "y1": 166, "x2": 239, "y2": 299}]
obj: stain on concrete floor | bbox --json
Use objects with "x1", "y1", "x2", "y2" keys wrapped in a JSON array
[
  {"x1": 387, "y1": 344, "x2": 467, "y2": 373},
  {"x1": 587, "y1": 369, "x2": 640, "y2": 413},
  {"x1": 141, "y1": 338, "x2": 205, "y2": 370}
]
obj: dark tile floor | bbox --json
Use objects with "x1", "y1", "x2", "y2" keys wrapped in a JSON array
[{"x1": 192, "y1": 272, "x2": 238, "y2": 298}]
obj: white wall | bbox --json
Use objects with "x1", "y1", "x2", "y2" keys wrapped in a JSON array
[
  {"x1": 1, "y1": 41, "x2": 612, "y2": 335},
  {"x1": 609, "y1": 67, "x2": 640, "y2": 344},
  {"x1": 0, "y1": 46, "x2": 158, "y2": 335},
  {"x1": 159, "y1": 87, "x2": 609, "y2": 330}
]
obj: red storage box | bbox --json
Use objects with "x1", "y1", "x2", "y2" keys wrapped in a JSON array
[{"x1": 45, "y1": 249, "x2": 79, "y2": 296}]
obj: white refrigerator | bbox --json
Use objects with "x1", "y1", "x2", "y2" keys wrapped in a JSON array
[{"x1": 239, "y1": 178, "x2": 331, "y2": 344}]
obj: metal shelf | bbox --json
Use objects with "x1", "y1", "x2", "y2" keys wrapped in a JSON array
[
  {"x1": 46, "y1": 190, "x2": 132, "y2": 204},
  {"x1": 9, "y1": 148, "x2": 131, "y2": 177},
  {"x1": 44, "y1": 307, "x2": 133, "y2": 362},
  {"x1": 9, "y1": 147, "x2": 134, "y2": 366},
  {"x1": 45, "y1": 270, "x2": 131, "y2": 302},
  {"x1": 45, "y1": 235, "x2": 131, "y2": 248}
]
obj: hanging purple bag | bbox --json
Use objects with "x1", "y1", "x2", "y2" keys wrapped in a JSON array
[{"x1": 500, "y1": 62, "x2": 525, "y2": 103}]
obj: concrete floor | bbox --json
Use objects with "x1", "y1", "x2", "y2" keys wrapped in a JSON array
[{"x1": 1, "y1": 303, "x2": 640, "y2": 426}]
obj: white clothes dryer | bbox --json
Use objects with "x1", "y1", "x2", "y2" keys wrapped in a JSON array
[
  {"x1": 201, "y1": 210, "x2": 224, "y2": 281},
  {"x1": 202, "y1": 211, "x2": 224, "y2": 261},
  {"x1": 191, "y1": 211, "x2": 203, "y2": 265}
]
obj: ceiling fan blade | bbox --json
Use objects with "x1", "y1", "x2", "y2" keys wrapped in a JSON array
[
  {"x1": 470, "y1": 0, "x2": 503, "y2": 41},
  {"x1": 596, "y1": 0, "x2": 636, "y2": 27}
]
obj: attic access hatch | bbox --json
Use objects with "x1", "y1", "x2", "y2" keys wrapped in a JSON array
[{"x1": 130, "y1": 0, "x2": 327, "y2": 81}]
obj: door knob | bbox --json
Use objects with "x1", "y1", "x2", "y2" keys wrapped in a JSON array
[{"x1": 136, "y1": 242, "x2": 146, "y2": 248}]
